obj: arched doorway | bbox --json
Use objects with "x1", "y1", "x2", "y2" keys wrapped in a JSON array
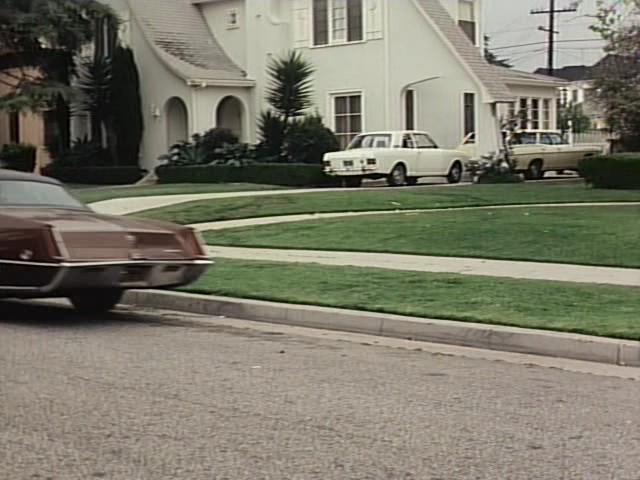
[
  {"x1": 215, "y1": 96, "x2": 243, "y2": 139},
  {"x1": 165, "y1": 97, "x2": 188, "y2": 148}
]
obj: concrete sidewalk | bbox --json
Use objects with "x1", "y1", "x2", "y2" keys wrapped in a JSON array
[{"x1": 207, "y1": 246, "x2": 640, "y2": 287}]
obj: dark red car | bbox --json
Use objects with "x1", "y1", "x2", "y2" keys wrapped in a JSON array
[{"x1": 0, "y1": 170, "x2": 212, "y2": 312}]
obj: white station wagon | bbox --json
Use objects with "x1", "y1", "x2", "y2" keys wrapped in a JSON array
[{"x1": 323, "y1": 131, "x2": 470, "y2": 187}]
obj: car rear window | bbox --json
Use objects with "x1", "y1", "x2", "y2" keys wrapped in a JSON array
[
  {"x1": 0, "y1": 180, "x2": 85, "y2": 208},
  {"x1": 348, "y1": 134, "x2": 392, "y2": 149}
]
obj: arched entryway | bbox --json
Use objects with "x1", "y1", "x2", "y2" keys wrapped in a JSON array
[
  {"x1": 165, "y1": 97, "x2": 188, "y2": 148},
  {"x1": 215, "y1": 96, "x2": 243, "y2": 139}
]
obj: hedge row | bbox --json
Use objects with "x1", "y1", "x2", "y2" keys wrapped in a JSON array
[
  {"x1": 156, "y1": 163, "x2": 342, "y2": 187},
  {"x1": 579, "y1": 154, "x2": 640, "y2": 189},
  {"x1": 42, "y1": 165, "x2": 147, "y2": 185}
]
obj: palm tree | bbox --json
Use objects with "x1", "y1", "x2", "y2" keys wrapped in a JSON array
[{"x1": 263, "y1": 50, "x2": 315, "y2": 159}]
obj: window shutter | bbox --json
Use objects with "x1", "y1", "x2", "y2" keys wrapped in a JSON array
[
  {"x1": 365, "y1": 0, "x2": 383, "y2": 40},
  {"x1": 293, "y1": 0, "x2": 310, "y2": 47}
]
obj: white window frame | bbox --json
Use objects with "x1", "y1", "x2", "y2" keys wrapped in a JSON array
[
  {"x1": 542, "y1": 98, "x2": 551, "y2": 130},
  {"x1": 404, "y1": 89, "x2": 418, "y2": 131},
  {"x1": 462, "y1": 91, "x2": 477, "y2": 138},
  {"x1": 310, "y1": 0, "x2": 366, "y2": 48},
  {"x1": 457, "y1": 0, "x2": 477, "y2": 46},
  {"x1": 328, "y1": 90, "x2": 365, "y2": 149}
]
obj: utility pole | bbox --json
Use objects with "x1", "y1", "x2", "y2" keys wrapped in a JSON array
[{"x1": 531, "y1": 0, "x2": 577, "y2": 76}]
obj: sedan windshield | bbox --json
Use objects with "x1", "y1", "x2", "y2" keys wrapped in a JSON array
[{"x1": 0, "y1": 180, "x2": 86, "y2": 208}]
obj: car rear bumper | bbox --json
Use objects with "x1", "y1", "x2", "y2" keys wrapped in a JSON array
[
  {"x1": 324, "y1": 166, "x2": 379, "y2": 176},
  {"x1": 0, "y1": 259, "x2": 212, "y2": 298}
]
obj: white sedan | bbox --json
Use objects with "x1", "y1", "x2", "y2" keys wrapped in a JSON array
[{"x1": 323, "y1": 131, "x2": 470, "y2": 187}]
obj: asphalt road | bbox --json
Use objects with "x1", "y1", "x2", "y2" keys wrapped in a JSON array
[{"x1": 1, "y1": 301, "x2": 639, "y2": 480}]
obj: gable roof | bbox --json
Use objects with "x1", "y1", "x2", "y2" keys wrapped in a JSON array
[
  {"x1": 412, "y1": 0, "x2": 513, "y2": 103},
  {"x1": 496, "y1": 66, "x2": 569, "y2": 87},
  {"x1": 102, "y1": 0, "x2": 252, "y2": 86}
]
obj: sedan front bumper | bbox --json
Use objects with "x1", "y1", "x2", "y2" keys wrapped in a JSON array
[{"x1": 0, "y1": 259, "x2": 212, "y2": 298}]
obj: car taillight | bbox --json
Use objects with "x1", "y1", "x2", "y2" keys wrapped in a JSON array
[
  {"x1": 41, "y1": 227, "x2": 66, "y2": 261},
  {"x1": 178, "y1": 228, "x2": 208, "y2": 258}
]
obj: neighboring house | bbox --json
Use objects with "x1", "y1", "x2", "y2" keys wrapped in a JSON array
[
  {"x1": 0, "y1": 69, "x2": 52, "y2": 171},
  {"x1": 535, "y1": 57, "x2": 612, "y2": 131},
  {"x1": 98, "y1": 0, "x2": 516, "y2": 169},
  {"x1": 495, "y1": 66, "x2": 567, "y2": 131}
]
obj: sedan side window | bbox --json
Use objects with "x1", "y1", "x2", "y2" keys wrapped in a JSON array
[
  {"x1": 402, "y1": 134, "x2": 416, "y2": 149},
  {"x1": 549, "y1": 133, "x2": 568, "y2": 145},
  {"x1": 540, "y1": 134, "x2": 553, "y2": 145},
  {"x1": 413, "y1": 133, "x2": 437, "y2": 149}
]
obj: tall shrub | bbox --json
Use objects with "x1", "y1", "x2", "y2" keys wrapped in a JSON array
[{"x1": 110, "y1": 46, "x2": 144, "y2": 166}]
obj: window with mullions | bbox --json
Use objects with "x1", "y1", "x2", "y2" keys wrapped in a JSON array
[
  {"x1": 313, "y1": 0, "x2": 363, "y2": 46},
  {"x1": 333, "y1": 94, "x2": 362, "y2": 149}
]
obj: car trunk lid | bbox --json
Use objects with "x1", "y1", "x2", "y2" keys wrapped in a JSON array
[{"x1": 4, "y1": 208, "x2": 190, "y2": 262}]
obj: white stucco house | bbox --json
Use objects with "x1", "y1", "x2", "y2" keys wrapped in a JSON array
[{"x1": 97, "y1": 0, "x2": 561, "y2": 170}]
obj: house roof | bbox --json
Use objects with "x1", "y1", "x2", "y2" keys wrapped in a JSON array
[
  {"x1": 496, "y1": 66, "x2": 569, "y2": 87},
  {"x1": 413, "y1": 0, "x2": 513, "y2": 103},
  {"x1": 533, "y1": 65, "x2": 591, "y2": 81},
  {"x1": 102, "y1": 0, "x2": 252, "y2": 86}
]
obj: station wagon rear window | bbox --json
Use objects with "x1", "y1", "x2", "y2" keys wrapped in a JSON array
[
  {"x1": 347, "y1": 134, "x2": 392, "y2": 150},
  {"x1": 0, "y1": 180, "x2": 85, "y2": 208}
]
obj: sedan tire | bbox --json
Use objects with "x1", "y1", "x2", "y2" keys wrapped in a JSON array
[
  {"x1": 69, "y1": 289, "x2": 124, "y2": 313},
  {"x1": 387, "y1": 164, "x2": 407, "y2": 187},
  {"x1": 446, "y1": 162, "x2": 463, "y2": 184},
  {"x1": 525, "y1": 160, "x2": 544, "y2": 180}
]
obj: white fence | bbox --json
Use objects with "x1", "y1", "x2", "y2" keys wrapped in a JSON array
[{"x1": 569, "y1": 130, "x2": 615, "y2": 154}]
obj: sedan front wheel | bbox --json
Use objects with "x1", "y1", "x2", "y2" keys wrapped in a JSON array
[{"x1": 69, "y1": 289, "x2": 124, "y2": 313}]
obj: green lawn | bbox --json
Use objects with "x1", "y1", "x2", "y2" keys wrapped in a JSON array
[
  {"x1": 205, "y1": 205, "x2": 640, "y2": 268},
  {"x1": 186, "y1": 259, "x2": 640, "y2": 340},
  {"x1": 72, "y1": 183, "x2": 289, "y2": 204},
  {"x1": 136, "y1": 183, "x2": 640, "y2": 225}
]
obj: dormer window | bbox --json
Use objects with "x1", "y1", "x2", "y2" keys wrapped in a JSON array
[{"x1": 458, "y1": 0, "x2": 476, "y2": 45}]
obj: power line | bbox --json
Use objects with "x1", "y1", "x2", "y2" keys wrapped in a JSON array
[
  {"x1": 531, "y1": 0, "x2": 578, "y2": 75},
  {"x1": 488, "y1": 20, "x2": 594, "y2": 36},
  {"x1": 492, "y1": 38, "x2": 602, "y2": 51}
]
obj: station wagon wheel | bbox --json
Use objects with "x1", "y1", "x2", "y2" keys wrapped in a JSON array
[
  {"x1": 525, "y1": 159, "x2": 544, "y2": 180},
  {"x1": 447, "y1": 162, "x2": 463, "y2": 184},
  {"x1": 387, "y1": 164, "x2": 407, "y2": 187},
  {"x1": 69, "y1": 289, "x2": 124, "y2": 313}
]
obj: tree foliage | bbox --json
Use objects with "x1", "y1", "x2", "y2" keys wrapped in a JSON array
[
  {"x1": 484, "y1": 35, "x2": 512, "y2": 68},
  {"x1": 558, "y1": 103, "x2": 592, "y2": 134},
  {"x1": 0, "y1": 0, "x2": 117, "y2": 111},
  {"x1": 579, "y1": 0, "x2": 640, "y2": 149},
  {"x1": 110, "y1": 46, "x2": 144, "y2": 166},
  {"x1": 265, "y1": 50, "x2": 315, "y2": 125},
  {"x1": 258, "y1": 51, "x2": 338, "y2": 163}
]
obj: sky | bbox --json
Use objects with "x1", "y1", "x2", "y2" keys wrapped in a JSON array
[{"x1": 484, "y1": 0, "x2": 606, "y2": 73}]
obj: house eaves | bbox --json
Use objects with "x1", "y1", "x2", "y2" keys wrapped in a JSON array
[
  {"x1": 412, "y1": 0, "x2": 514, "y2": 103},
  {"x1": 495, "y1": 66, "x2": 569, "y2": 88},
  {"x1": 106, "y1": 0, "x2": 254, "y2": 87}
]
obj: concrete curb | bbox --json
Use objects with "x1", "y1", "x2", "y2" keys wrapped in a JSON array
[{"x1": 123, "y1": 290, "x2": 640, "y2": 367}]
